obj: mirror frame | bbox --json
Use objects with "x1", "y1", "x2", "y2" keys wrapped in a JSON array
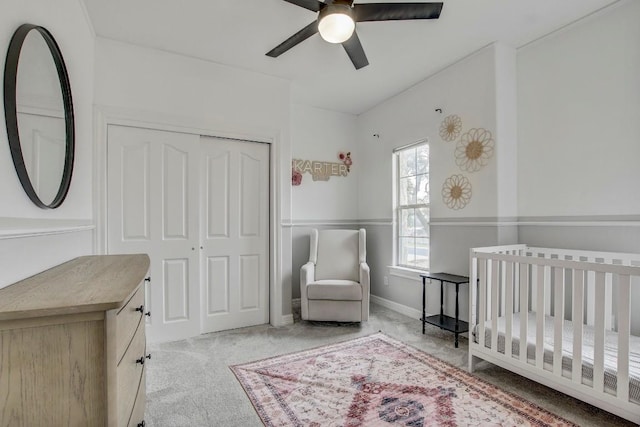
[{"x1": 3, "y1": 24, "x2": 75, "y2": 209}]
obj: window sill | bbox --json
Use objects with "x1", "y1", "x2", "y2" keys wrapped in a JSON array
[{"x1": 388, "y1": 266, "x2": 427, "y2": 282}]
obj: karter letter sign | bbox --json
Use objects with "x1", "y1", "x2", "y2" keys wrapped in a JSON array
[{"x1": 292, "y1": 157, "x2": 352, "y2": 185}]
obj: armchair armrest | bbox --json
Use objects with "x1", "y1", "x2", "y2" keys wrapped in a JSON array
[
  {"x1": 300, "y1": 262, "x2": 315, "y2": 320},
  {"x1": 301, "y1": 262, "x2": 315, "y2": 286}
]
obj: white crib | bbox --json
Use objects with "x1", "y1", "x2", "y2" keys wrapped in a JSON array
[{"x1": 469, "y1": 245, "x2": 640, "y2": 423}]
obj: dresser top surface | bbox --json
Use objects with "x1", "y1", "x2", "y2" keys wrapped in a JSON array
[{"x1": 0, "y1": 254, "x2": 150, "y2": 321}]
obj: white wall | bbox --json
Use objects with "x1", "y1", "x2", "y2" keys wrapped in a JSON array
[
  {"x1": 291, "y1": 104, "x2": 359, "y2": 221},
  {"x1": 93, "y1": 38, "x2": 294, "y2": 317},
  {"x1": 358, "y1": 45, "x2": 502, "y2": 222},
  {"x1": 94, "y1": 38, "x2": 290, "y2": 134},
  {"x1": 356, "y1": 44, "x2": 518, "y2": 319},
  {"x1": 517, "y1": 0, "x2": 640, "y2": 333},
  {"x1": 290, "y1": 104, "x2": 359, "y2": 298},
  {"x1": 0, "y1": 0, "x2": 95, "y2": 287},
  {"x1": 517, "y1": 0, "x2": 640, "y2": 218},
  {"x1": 351, "y1": 1, "x2": 640, "y2": 323}
]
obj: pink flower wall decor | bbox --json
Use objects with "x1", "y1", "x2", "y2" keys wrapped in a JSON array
[
  {"x1": 292, "y1": 168, "x2": 302, "y2": 186},
  {"x1": 339, "y1": 151, "x2": 353, "y2": 172}
]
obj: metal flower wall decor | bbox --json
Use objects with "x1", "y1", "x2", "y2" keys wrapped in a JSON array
[
  {"x1": 454, "y1": 128, "x2": 494, "y2": 172},
  {"x1": 442, "y1": 174, "x2": 472, "y2": 210},
  {"x1": 439, "y1": 114, "x2": 462, "y2": 142},
  {"x1": 437, "y1": 110, "x2": 494, "y2": 210}
]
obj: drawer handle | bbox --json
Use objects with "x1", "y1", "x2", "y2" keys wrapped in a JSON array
[
  {"x1": 135, "y1": 305, "x2": 144, "y2": 313},
  {"x1": 145, "y1": 311, "x2": 151, "y2": 317},
  {"x1": 137, "y1": 421, "x2": 145, "y2": 427},
  {"x1": 136, "y1": 353, "x2": 152, "y2": 365},
  {"x1": 144, "y1": 276, "x2": 151, "y2": 283},
  {"x1": 136, "y1": 357, "x2": 145, "y2": 365}
]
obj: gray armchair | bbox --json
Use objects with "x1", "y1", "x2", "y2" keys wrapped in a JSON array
[{"x1": 300, "y1": 229, "x2": 370, "y2": 322}]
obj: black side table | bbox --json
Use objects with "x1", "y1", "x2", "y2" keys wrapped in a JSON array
[{"x1": 419, "y1": 272, "x2": 469, "y2": 348}]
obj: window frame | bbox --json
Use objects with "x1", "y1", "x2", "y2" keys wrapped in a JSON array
[{"x1": 393, "y1": 139, "x2": 429, "y2": 272}]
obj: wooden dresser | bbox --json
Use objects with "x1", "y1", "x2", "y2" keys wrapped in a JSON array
[{"x1": 0, "y1": 254, "x2": 150, "y2": 427}]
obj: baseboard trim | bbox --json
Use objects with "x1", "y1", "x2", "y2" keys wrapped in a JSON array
[
  {"x1": 279, "y1": 314, "x2": 294, "y2": 326},
  {"x1": 370, "y1": 294, "x2": 423, "y2": 320}
]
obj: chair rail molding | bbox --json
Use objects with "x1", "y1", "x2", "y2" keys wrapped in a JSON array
[{"x1": 0, "y1": 217, "x2": 94, "y2": 240}]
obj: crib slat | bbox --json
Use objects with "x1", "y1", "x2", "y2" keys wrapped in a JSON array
[
  {"x1": 505, "y1": 262, "x2": 514, "y2": 358},
  {"x1": 604, "y1": 262, "x2": 613, "y2": 330},
  {"x1": 536, "y1": 265, "x2": 545, "y2": 369},
  {"x1": 491, "y1": 260, "x2": 499, "y2": 351},
  {"x1": 486, "y1": 259, "x2": 493, "y2": 325},
  {"x1": 500, "y1": 260, "x2": 506, "y2": 316},
  {"x1": 553, "y1": 267, "x2": 565, "y2": 377},
  {"x1": 572, "y1": 270, "x2": 584, "y2": 384},
  {"x1": 531, "y1": 262, "x2": 538, "y2": 313},
  {"x1": 519, "y1": 263, "x2": 528, "y2": 362},
  {"x1": 514, "y1": 262, "x2": 520, "y2": 312},
  {"x1": 593, "y1": 271, "x2": 606, "y2": 393},
  {"x1": 617, "y1": 274, "x2": 630, "y2": 402},
  {"x1": 478, "y1": 258, "x2": 487, "y2": 348},
  {"x1": 544, "y1": 263, "x2": 552, "y2": 316},
  {"x1": 586, "y1": 270, "x2": 595, "y2": 326}
]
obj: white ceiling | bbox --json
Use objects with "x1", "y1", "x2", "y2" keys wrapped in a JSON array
[{"x1": 82, "y1": 0, "x2": 619, "y2": 115}]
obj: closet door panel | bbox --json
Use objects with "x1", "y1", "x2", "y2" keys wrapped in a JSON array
[
  {"x1": 119, "y1": 141, "x2": 151, "y2": 241},
  {"x1": 163, "y1": 144, "x2": 190, "y2": 240},
  {"x1": 207, "y1": 256, "x2": 229, "y2": 314},
  {"x1": 108, "y1": 125, "x2": 200, "y2": 343},
  {"x1": 239, "y1": 152, "x2": 261, "y2": 237},
  {"x1": 205, "y1": 151, "x2": 230, "y2": 238},
  {"x1": 200, "y1": 137, "x2": 269, "y2": 333},
  {"x1": 163, "y1": 258, "x2": 190, "y2": 322}
]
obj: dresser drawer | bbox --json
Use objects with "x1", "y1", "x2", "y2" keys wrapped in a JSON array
[
  {"x1": 116, "y1": 286, "x2": 145, "y2": 363},
  {"x1": 117, "y1": 320, "x2": 146, "y2": 427},
  {"x1": 128, "y1": 368, "x2": 146, "y2": 427}
]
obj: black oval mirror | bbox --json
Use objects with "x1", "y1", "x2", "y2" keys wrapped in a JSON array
[{"x1": 3, "y1": 24, "x2": 74, "y2": 209}]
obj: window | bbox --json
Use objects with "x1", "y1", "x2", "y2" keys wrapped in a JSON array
[{"x1": 394, "y1": 141, "x2": 429, "y2": 270}]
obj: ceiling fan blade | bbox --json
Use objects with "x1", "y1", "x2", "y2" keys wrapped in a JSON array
[
  {"x1": 266, "y1": 21, "x2": 319, "y2": 58},
  {"x1": 342, "y1": 31, "x2": 369, "y2": 70},
  {"x1": 353, "y1": 2, "x2": 443, "y2": 22},
  {"x1": 282, "y1": 0, "x2": 324, "y2": 12}
]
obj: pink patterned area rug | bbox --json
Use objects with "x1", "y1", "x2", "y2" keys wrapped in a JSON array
[{"x1": 230, "y1": 333, "x2": 576, "y2": 427}]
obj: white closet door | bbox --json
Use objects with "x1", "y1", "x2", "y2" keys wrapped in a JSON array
[
  {"x1": 107, "y1": 125, "x2": 200, "y2": 343},
  {"x1": 200, "y1": 136, "x2": 270, "y2": 333}
]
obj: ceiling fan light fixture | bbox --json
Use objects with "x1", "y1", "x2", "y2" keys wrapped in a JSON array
[{"x1": 318, "y1": 4, "x2": 355, "y2": 44}]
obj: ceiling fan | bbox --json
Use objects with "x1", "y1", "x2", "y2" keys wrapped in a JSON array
[{"x1": 266, "y1": 0, "x2": 443, "y2": 70}]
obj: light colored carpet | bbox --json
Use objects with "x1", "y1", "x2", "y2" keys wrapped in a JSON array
[{"x1": 144, "y1": 302, "x2": 634, "y2": 426}]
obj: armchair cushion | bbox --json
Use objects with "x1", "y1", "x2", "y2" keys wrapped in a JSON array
[
  {"x1": 315, "y1": 230, "x2": 360, "y2": 281},
  {"x1": 306, "y1": 280, "x2": 362, "y2": 301}
]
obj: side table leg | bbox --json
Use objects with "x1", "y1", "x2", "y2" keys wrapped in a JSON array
[
  {"x1": 422, "y1": 277, "x2": 426, "y2": 334},
  {"x1": 440, "y1": 280, "x2": 444, "y2": 319},
  {"x1": 455, "y1": 283, "x2": 460, "y2": 348},
  {"x1": 455, "y1": 282, "x2": 460, "y2": 327}
]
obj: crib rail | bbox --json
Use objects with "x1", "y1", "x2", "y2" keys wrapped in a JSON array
[{"x1": 469, "y1": 245, "x2": 640, "y2": 423}]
